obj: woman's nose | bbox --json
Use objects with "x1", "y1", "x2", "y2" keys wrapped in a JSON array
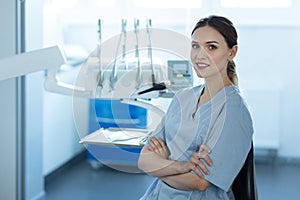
[{"x1": 196, "y1": 47, "x2": 207, "y2": 58}]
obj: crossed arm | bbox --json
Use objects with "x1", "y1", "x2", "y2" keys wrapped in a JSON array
[{"x1": 138, "y1": 137, "x2": 212, "y2": 191}]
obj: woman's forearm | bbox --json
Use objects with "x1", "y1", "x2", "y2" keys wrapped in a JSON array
[
  {"x1": 138, "y1": 146, "x2": 210, "y2": 192},
  {"x1": 161, "y1": 172, "x2": 210, "y2": 191},
  {"x1": 138, "y1": 146, "x2": 184, "y2": 178}
]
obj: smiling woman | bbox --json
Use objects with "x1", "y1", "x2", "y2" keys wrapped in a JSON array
[
  {"x1": 190, "y1": 16, "x2": 238, "y2": 86},
  {"x1": 138, "y1": 15, "x2": 253, "y2": 200}
]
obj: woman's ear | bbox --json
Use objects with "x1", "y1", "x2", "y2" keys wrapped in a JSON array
[{"x1": 229, "y1": 45, "x2": 238, "y2": 61}]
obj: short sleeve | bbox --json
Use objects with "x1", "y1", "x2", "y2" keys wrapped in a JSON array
[
  {"x1": 143, "y1": 91, "x2": 181, "y2": 146},
  {"x1": 203, "y1": 100, "x2": 253, "y2": 192},
  {"x1": 143, "y1": 115, "x2": 166, "y2": 146}
]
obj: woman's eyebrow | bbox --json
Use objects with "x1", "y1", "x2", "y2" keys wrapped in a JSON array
[
  {"x1": 206, "y1": 41, "x2": 219, "y2": 44},
  {"x1": 191, "y1": 40, "x2": 219, "y2": 44}
]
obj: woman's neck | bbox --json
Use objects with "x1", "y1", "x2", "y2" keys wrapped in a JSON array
[
  {"x1": 197, "y1": 80, "x2": 232, "y2": 108},
  {"x1": 203, "y1": 78, "x2": 233, "y2": 98}
]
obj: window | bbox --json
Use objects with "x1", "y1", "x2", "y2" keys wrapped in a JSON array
[
  {"x1": 134, "y1": 0, "x2": 202, "y2": 8},
  {"x1": 221, "y1": 0, "x2": 292, "y2": 8}
]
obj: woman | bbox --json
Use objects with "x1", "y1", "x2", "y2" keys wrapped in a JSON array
[{"x1": 138, "y1": 15, "x2": 253, "y2": 200}]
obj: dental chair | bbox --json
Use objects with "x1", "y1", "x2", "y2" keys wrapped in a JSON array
[{"x1": 232, "y1": 144, "x2": 258, "y2": 200}]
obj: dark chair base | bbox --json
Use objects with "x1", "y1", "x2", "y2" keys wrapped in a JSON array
[{"x1": 232, "y1": 144, "x2": 258, "y2": 200}]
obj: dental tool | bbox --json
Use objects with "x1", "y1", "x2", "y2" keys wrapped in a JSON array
[
  {"x1": 110, "y1": 19, "x2": 127, "y2": 90},
  {"x1": 146, "y1": 18, "x2": 155, "y2": 86},
  {"x1": 121, "y1": 19, "x2": 127, "y2": 70},
  {"x1": 134, "y1": 18, "x2": 142, "y2": 89},
  {"x1": 96, "y1": 19, "x2": 103, "y2": 88}
]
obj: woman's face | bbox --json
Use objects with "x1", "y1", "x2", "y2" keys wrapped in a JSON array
[{"x1": 191, "y1": 26, "x2": 237, "y2": 79}]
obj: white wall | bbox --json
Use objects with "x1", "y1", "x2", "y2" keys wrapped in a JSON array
[
  {"x1": 236, "y1": 26, "x2": 300, "y2": 158},
  {"x1": 26, "y1": 0, "x2": 88, "y2": 176},
  {"x1": 43, "y1": 88, "x2": 88, "y2": 175}
]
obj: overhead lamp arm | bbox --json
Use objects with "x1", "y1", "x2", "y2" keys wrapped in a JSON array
[{"x1": 0, "y1": 46, "x2": 65, "y2": 81}]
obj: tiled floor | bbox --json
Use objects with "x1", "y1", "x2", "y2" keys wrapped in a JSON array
[{"x1": 40, "y1": 155, "x2": 300, "y2": 200}]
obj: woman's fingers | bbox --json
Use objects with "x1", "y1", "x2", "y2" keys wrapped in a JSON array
[
  {"x1": 188, "y1": 162, "x2": 204, "y2": 178},
  {"x1": 156, "y1": 138, "x2": 168, "y2": 152},
  {"x1": 149, "y1": 138, "x2": 165, "y2": 151},
  {"x1": 148, "y1": 145, "x2": 155, "y2": 152},
  {"x1": 149, "y1": 137, "x2": 162, "y2": 151},
  {"x1": 148, "y1": 137, "x2": 169, "y2": 159},
  {"x1": 199, "y1": 144, "x2": 211, "y2": 154},
  {"x1": 188, "y1": 145, "x2": 213, "y2": 178},
  {"x1": 198, "y1": 145, "x2": 212, "y2": 166},
  {"x1": 199, "y1": 153, "x2": 213, "y2": 166},
  {"x1": 151, "y1": 138, "x2": 161, "y2": 148},
  {"x1": 157, "y1": 138, "x2": 166, "y2": 148},
  {"x1": 191, "y1": 153, "x2": 209, "y2": 175}
]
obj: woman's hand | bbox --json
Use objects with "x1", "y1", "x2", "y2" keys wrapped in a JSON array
[
  {"x1": 148, "y1": 137, "x2": 170, "y2": 159},
  {"x1": 182, "y1": 144, "x2": 213, "y2": 178}
]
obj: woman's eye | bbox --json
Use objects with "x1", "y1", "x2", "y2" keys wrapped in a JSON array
[
  {"x1": 208, "y1": 45, "x2": 217, "y2": 50},
  {"x1": 192, "y1": 44, "x2": 200, "y2": 49}
]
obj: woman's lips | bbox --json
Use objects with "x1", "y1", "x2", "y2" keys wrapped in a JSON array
[{"x1": 196, "y1": 62, "x2": 209, "y2": 68}]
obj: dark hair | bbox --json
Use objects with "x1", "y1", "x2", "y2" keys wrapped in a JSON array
[{"x1": 192, "y1": 15, "x2": 238, "y2": 85}]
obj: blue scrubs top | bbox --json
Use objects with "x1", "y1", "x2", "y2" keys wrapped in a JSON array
[{"x1": 140, "y1": 85, "x2": 254, "y2": 200}]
